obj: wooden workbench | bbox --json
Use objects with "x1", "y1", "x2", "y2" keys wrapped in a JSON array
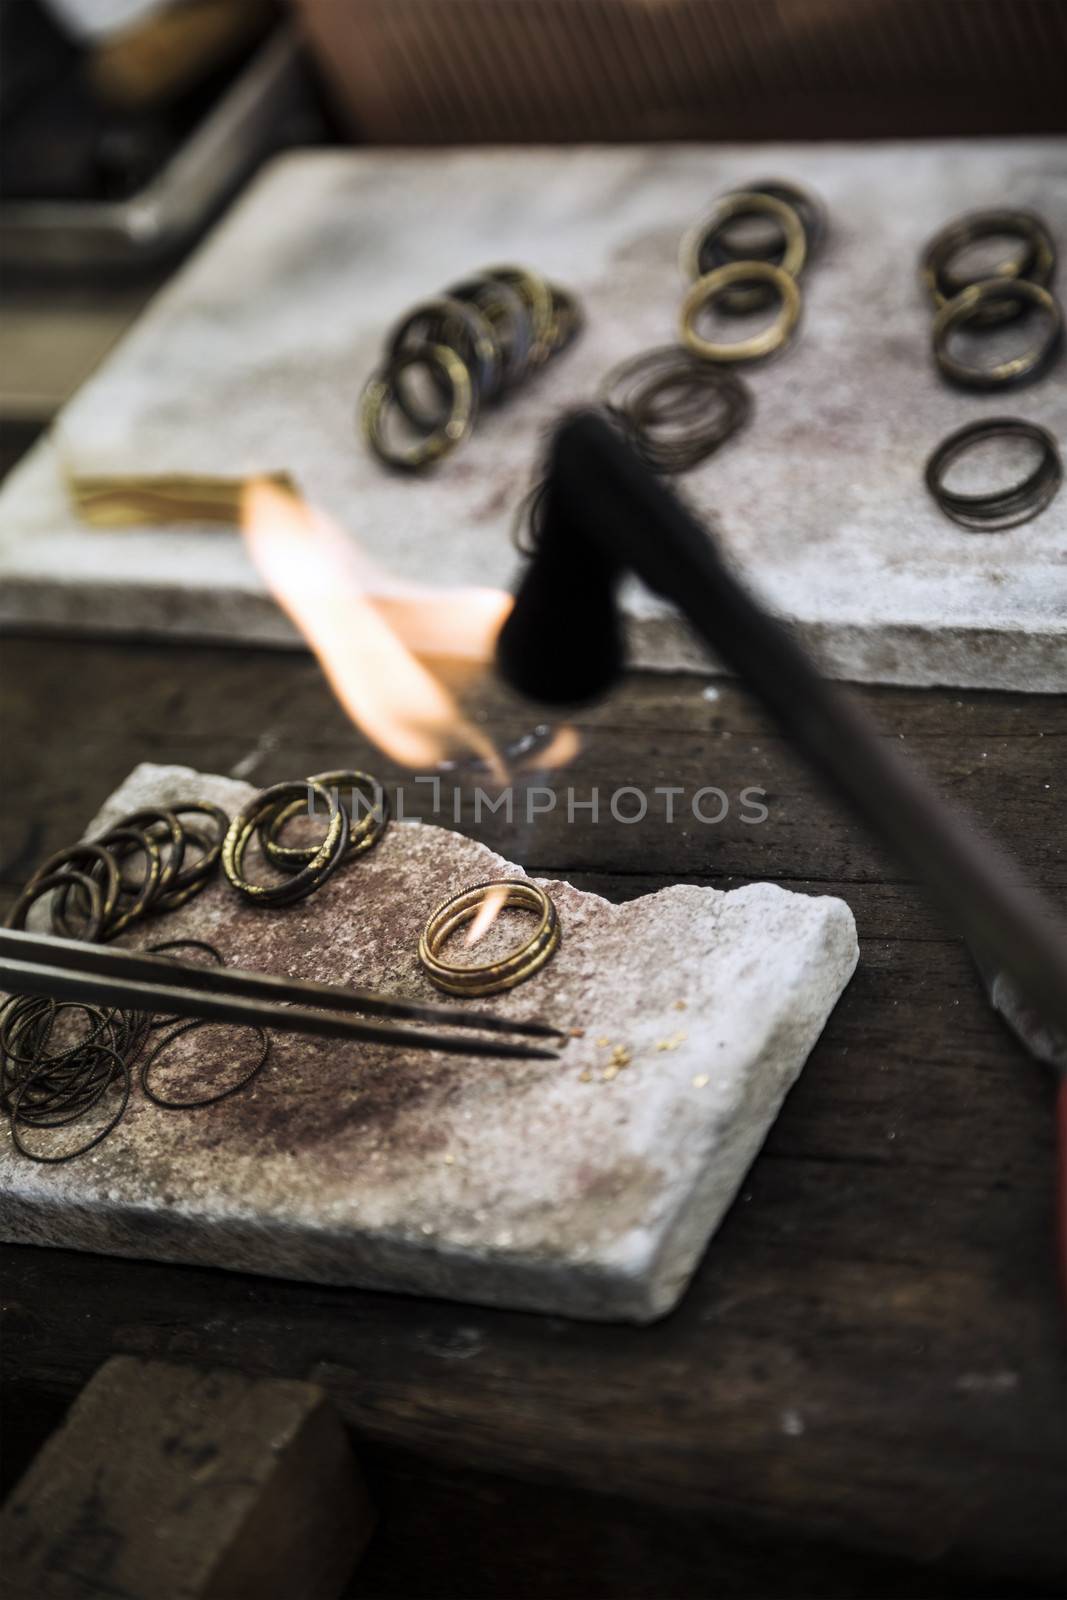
[{"x1": 1, "y1": 633, "x2": 1063, "y2": 1598}]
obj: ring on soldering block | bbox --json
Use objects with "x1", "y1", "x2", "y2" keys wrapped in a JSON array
[
  {"x1": 360, "y1": 342, "x2": 475, "y2": 473},
  {"x1": 260, "y1": 770, "x2": 389, "y2": 870},
  {"x1": 418, "y1": 880, "x2": 560, "y2": 997},
  {"x1": 680, "y1": 261, "x2": 801, "y2": 363},
  {"x1": 931, "y1": 278, "x2": 1063, "y2": 390},
  {"x1": 680, "y1": 191, "x2": 808, "y2": 293},
  {"x1": 921, "y1": 208, "x2": 1055, "y2": 323},
  {"x1": 222, "y1": 780, "x2": 349, "y2": 906}
]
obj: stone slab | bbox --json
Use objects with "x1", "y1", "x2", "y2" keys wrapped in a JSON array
[
  {"x1": 0, "y1": 763, "x2": 857, "y2": 1323},
  {"x1": 0, "y1": 142, "x2": 1064, "y2": 689}
]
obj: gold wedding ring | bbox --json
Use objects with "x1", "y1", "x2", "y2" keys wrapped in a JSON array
[
  {"x1": 418, "y1": 880, "x2": 560, "y2": 996},
  {"x1": 680, "y1": 261, "x2": 802, "y2": 363}
]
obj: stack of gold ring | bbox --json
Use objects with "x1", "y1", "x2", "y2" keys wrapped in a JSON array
[
  {"x1": 679, "y1": 180, "x2": 825, "y2": 364},
  {"x1": 921, "y1": 209, "x2": 1063, "y2": 389},
  {"x1": 418, "y1": 880, "x2": 560, "y2": 996},
  {"x1": 360, "y1": 266, "x2": 583, "y2": 473},
  {"x1": 222, "y1": 770, "x2": 389, "y2": 907}
]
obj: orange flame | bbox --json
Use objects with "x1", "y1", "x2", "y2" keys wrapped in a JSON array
[
  {"x1": 464, "y1": 884, "x2": 511, "y2": 947},
  {"x1": 241, "y1": 479, "x2": 511, "y2": 772}
]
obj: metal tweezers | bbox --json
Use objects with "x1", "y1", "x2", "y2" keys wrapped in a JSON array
[{"x1": 0, "y1": 929, "x2": 561, "y2": 1061}]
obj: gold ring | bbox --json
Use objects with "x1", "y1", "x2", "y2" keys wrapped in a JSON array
[
  {"x1": 932, "y1": 279, "x2": 1063, "y2": 390},
  {"x1": 680, "y1": 192, "x2": 807, "y2": 286},
  {"x1": 359, "y1": 342, "x2": 475, "y2": 472},
  {"x1": 418, "y1": 880, "x2": 560, "y2": 996},
  {"x1": 679, "y1": 262, "x2": 802, "y2": 363}
]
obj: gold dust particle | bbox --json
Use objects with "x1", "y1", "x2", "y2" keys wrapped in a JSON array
[
  {"x1": 443, "y1": 1153, "x2": 454, "y2": 1164},
  {"x1": 609, "y1": 1045, "x2": 632, "y2": 1067},
  {"x1": 656, "y1": 1029, "x2": 689, "y2": 1052},
  {"x1": 691, "y1": 1073, "x2": 709, "y2": 1088},
  {"x1": 673, "y1": 999, "x2": 687, "y2": 1011},
  {"x1": 596, "y1": 1036, "x2": 612, "y2": 1047},
  {"x1": 601, "y1": 1064, "x2": 619, "y2": 1081},
  {"x1": 579, "y1": 1070, "x2": 593, "y2": 1083}
]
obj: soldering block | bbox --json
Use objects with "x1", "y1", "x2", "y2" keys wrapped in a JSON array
[{"x1": 0, "y1": 764, "x2": 858, "y2": 1323}]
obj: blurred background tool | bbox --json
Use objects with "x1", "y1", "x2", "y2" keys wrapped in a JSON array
[{"x1": 296, "y1": 0, "x2": 1067, "y2": 144}]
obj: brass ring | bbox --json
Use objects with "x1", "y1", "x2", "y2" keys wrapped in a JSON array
[
  {"x1": 388, "y1": 295, "x2": 502, "y2": 415},
  {"x1": 222, "y1": 780, "x2": 349, "y2": 906},
  {"x1": 931, "y1": 279, "x2": 1063, "y2": 390},
  {"x1": 921, "y1": 208, "x2": 1056, "y2": 322},
  {"x1": 418, "y1": 880, "x2": 560, "y2": 996},
  {"x1": 680, "y1": 192, "x2": 807, "y2": 287},
  {"x1": 680, "y1": 262, "x2": 802, "y2": 363},
  {"x1": 446, "y1": 274, "x2": 533, "y2": 391},
  {"x1": 360, "y1": 343, "x2": 475, "y2": 473},
  {"x1": 260, "y1": 770, "x2": 389, "y2": 870},
  {"x1": 482, "y1": 265, "x2": 557, "y2": 365}
]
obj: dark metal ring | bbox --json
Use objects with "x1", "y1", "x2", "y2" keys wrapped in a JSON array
[
  {"x1": 925, "y1": 417, "x2": 1063, "y2": 531},
  {"x1": 155, "y1": 802, "x2": 230, "y2": 904},
  {"x1": 5, "y1": 870, "x2": 106, "y2": 942},
  {"x1": 112, "y1": 808, "x2": 187, "y2": 899},
  {"x1": 388, "y1": 295, "x2": 502, "y2": 420},
  {"x1": 10, "y1": 1044, "x2": 130, "y2": 1162},
  {"x1": 482, "y1": 266, "x2": 557, "y2": 367},
  {"x1": 446, "y1": 274, "x2": 533, "y2": 392},
  {"x1": 140, "y1": 1018, "x2": 270, "y2": 1109},
  {"x1": 19, "y1": 844, "x2": 120, "y2": 939},
  {"x1": 360, "y1": 343, "x2": 476, "y2": 474},
  {"x1": 932, "y1": 278, "x2": 1063, "y2": 389},
  {"x1": 145, "y1": 939, "x2": 226, "y2": 1030},
  {"x1": 90, "y1": 826, "x2": 162, "y2": 937},
  {"x1": 259, "y1": 770, "x2": 390, "y2": 871},
  {"x1": 599, "y1": 346, "x2": 752, "y2": 473},
  {"x1": 222, "y1": 780, "x2": 350, "y2": 905},
  {"x1": 921, "y1": 208, "x2": 1056, "y2": 324}
]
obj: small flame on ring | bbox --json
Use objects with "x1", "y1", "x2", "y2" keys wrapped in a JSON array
[{"x1": 464, "y1": 884, "x2": 511, "y2": 947}]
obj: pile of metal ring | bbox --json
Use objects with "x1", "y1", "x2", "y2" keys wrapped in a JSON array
[
  {"x1": 597, "y1": 345, "x2": 752, "y2": 476},
  {"x1": 921, "y1": 208, "x2": 1064, "y2": 532},
  {"x1": 3, "y1": 802, "x2": 230, "y2": 942},
  {"x1": 924, "y1": 417, "x2": 1063, "y2": 533},
  {"x1": 221, "y1": 769, "x2": 390, "y2": 907},
  {"x1": 360, "y1": 266, "x2": 583, "y2": 473},
  {"x1": 678, "y1": 179, "x2": 826, "y2": 366},
  {"x1": 583, "y1": 179, "x2": 825, "y2": 490},
  {"x1": 921, "y1": 208, "x2": 1063, "y2": 391},
  {"x1": 1, "y1": 939, "x2": 270, "y2": 1163}
]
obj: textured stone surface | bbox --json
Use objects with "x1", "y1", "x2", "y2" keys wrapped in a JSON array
[
  {"x1": 0, "y1": 763, "x2": 858, "y2": 1321},
  {"x1": 0, "y1": 142, "x2": 1064, "y2": 688}
]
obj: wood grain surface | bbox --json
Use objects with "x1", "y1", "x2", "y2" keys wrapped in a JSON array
[{"x1": 1, "y1": 634, "x2": 1064, "y2": 1597}]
